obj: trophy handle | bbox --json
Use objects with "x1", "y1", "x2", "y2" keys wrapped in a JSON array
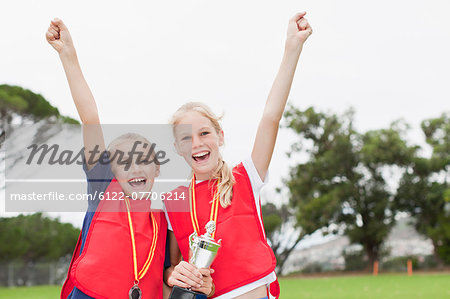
[
  {"x1": 189, "y1": 231, "x2": 199, "y2": 264},
  {"x1": 189, "y1": 231, "x2": 198, "y2": 249}
]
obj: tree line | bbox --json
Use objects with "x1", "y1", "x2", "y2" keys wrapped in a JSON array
[
  {"x1": 1, "y1": 85, "x2": 80, "y2": 271},
  {"x1": 0, "y1": 213, "x2": 80, "y2": 263},
  {"x1": 263, "y1": 106, "x2": 449, "y2": 274},
  {"x1": 1, "y1": 84, "x2": 448, "y2": 275},
  {"x1": 0, "y1": 84, "x2": 78, "y2": 146}
]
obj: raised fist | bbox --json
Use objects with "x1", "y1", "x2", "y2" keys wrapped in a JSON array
[
  {"x1": 286, "y1": 12, "x2": 313, "y2": 49},
  {"x1": 46, "y1": 18, "x2": 75, "y2": 54}
]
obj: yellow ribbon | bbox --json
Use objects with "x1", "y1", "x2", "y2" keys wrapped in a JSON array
[
  {"x1": 124, "y1": 197, "x2": 158, "y2": 283},
  {"x1": 189, "y1": 175, "x2": 220, "y2": 239}
]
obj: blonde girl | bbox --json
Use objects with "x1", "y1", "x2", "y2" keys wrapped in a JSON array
[{"x1": 164, "y1": 12, "x2": 312, "y2": 299}]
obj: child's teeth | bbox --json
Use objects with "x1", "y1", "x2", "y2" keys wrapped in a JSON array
[
  {"x1": 193, "y1": 151, "x2": 208, "y2": 157},
  {"x1": 130, "y1": 178, "x2": 145, "y2": 182}
]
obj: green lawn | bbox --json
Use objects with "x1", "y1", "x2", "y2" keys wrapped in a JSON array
[
  {"x1": 0, "y1": 285, "x2": 60, "y2": 298},
  {"x1": 279, "y1": 273, "x2": 450, "y2": 299},
  {"x1": 0, "y1": 274, "x2": 449, "y2": 298}
]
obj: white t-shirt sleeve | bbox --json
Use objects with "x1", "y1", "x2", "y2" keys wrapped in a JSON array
[
  {"x1": 163, "y1": 204, "x2": 173, "y2": 231},
  {"x1": 242, "y1": 155, "x2": 269, "y2": 206},
  {"x1": 242, "y1": 155, "x2": 269, "y2": 238}
]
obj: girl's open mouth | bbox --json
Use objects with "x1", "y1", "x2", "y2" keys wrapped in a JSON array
[
  {"x1": 192, "y1": 151, "x2": 210, "y2": 162},
  {"x1": 128, "y1": 177, "x2": 147, "y2": 187}
]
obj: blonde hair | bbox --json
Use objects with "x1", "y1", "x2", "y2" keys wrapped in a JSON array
[
  {"x1": 107, "y1": 133, "x2": 152, "y2": 153},
  {"x1": 170, "y1": 102, "x2": 235, "y2": 208},
  {"x1": 107, "y1": 133, "x2": 159, "y2": 172}
]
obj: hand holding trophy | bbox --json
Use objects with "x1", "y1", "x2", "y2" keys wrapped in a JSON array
[{"x1": 169, "y1": 221, "x2": 221, "y2": 299}]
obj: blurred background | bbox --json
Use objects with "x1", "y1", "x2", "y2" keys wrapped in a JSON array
[{"x1": 1, "y1": 0, "x2": 449, "y2": 298}]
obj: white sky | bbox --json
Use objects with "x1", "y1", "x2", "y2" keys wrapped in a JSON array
[{"x1": 1, "y1": 0, "x2": 450, "y2": 228}]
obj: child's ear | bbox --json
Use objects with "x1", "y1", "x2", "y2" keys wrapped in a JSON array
[
  {"x1": 155, "y1": 166, "x2": 160, "y2": 177},
  {"x1": 219, "y1": 130, "x2": 224, "y2": 146}
]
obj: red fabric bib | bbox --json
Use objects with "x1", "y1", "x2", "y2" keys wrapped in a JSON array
[
  {"x1": 166, "y1": 163, "x2": 279, "y2": 298},
  {"x1": 61, "y1": 178, "x2": 167, "y2": 299}
]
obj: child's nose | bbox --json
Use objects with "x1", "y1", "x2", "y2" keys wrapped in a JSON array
[
  {"x1": 129, "y1": 161, "x2": 141, "y2": 172},
  {"x1": 191, "y1": 135, "x2": 203, "y2": 148}
]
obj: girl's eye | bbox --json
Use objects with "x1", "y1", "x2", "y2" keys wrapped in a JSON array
[
  {"x1": 181, "y1": 135, "x2": 192, "y2": 141},
  {"x1": 200, "y1": 131, "x2": 210, "y2": 136}
]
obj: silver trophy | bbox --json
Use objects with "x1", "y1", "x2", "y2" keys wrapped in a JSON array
[
  {"x1": 189, "y1": 221, "x2": 221, "y2": 268},
  {"x1": 169, "y1": 221, "x2": 221, "y2": 299}
]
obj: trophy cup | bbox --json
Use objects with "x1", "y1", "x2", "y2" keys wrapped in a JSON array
[{"x1": 169, "y1": 221, "x2": 221, "y2": 299}]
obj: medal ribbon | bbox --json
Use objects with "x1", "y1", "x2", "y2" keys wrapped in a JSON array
[
  {"x1": 124, "y1": 197, "x2": 158, "y2": 283},
  {"x1": 189, "y1": 175, "x2": 220, "y2": 239}
]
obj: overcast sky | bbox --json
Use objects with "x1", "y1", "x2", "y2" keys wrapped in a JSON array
[{"x1": 1, "y1": 0, "x2": 449, "y2": 227}]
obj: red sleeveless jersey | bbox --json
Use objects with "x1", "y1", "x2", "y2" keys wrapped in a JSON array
[
  {"x1": 61, "y1": 178, "x2": 167, "y2": 299},
  {"x1": 165, "y1": 163, "x2": 278, "y2": 298}
]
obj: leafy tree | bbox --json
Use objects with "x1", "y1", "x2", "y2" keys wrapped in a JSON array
[
  {"x1": 0, "y1": 84, "x2": 78, "y2": 144},
  {"x1": 0, "y1": 213, "x2": 80, "y2": 285},
  {"x1": 283, "y1": 106, "x2": 415, "y2": 271},
  {"x1": 0, "y1": 213, "x2": 80, "y2": 263},
  {"x1": 395, "y1": 113, "x2": 450, "y2": 266},
  {"x1": 261, "y1": 202, "x2": 298, "y2": 274},
  {"x1": 0, "y1": 84, "x2": 79, "y2": 186},
  {"x1": 262, "y1": 202, "x2": 284, "y2": 241},
  {"x1": 0, "y1": 216, "x2": 28, "y2": 261}
]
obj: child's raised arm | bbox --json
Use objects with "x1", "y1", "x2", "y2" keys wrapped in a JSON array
[
  {"x1": 46, "y1": 19, "x2": 105, "y2": 169},
  {"x1": 252, "y1": 12, "x2": 312, "y2": 179}
]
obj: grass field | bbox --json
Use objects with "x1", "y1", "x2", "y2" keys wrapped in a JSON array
[
  {"x1": 0, "y1": 274, "x2": 448, "y2": 298},
  {"x1": 279, "y1": 273, "x2": 450, "y2": 299}
]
